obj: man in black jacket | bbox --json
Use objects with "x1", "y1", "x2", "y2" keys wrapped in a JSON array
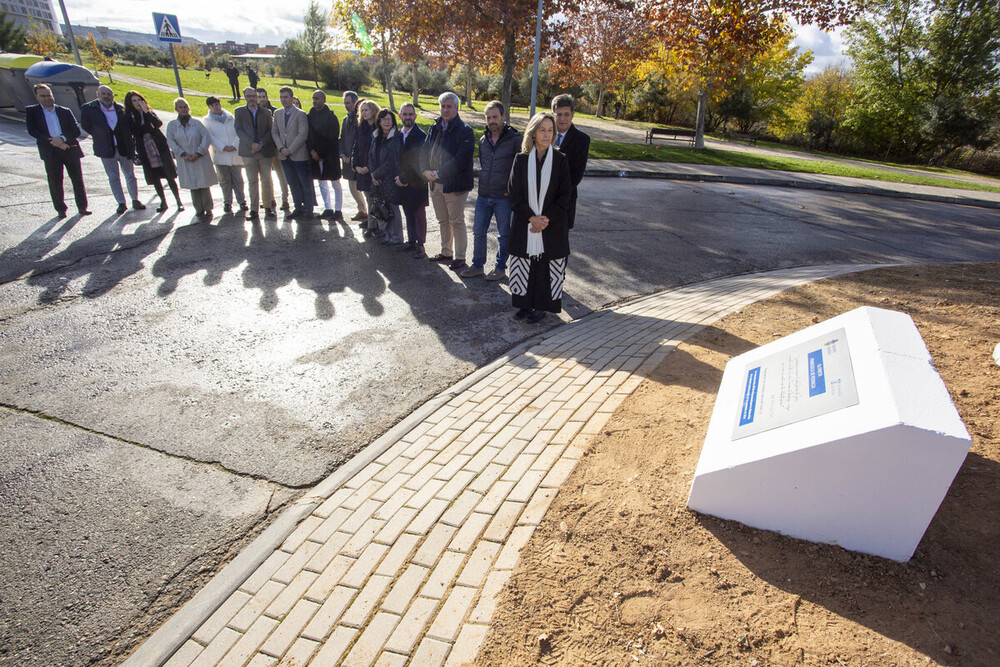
[
  {"x1": 25, "y1": 84, "x2": 89, "y2": 217},
  {"x1": 552, "y1": 94, "x2": 590, "y2": 229},
  {"x1": 461, "y1": 100, "x2": 521, "y2": 281},
  {"x1": 421, "y1": 91, "x2": 475, "y2": 270},
  {"x1": 395, "y1": 102, "x2": 429, "y2": 258},
  {"x1": 80, "y1": 85, "x2": 144, "y2": 214}
]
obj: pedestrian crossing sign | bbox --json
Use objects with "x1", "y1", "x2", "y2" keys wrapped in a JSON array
[{"x1": 153, "y1": 13, "x2": 182, "y2": 43}]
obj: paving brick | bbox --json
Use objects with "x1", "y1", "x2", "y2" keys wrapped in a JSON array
[
  {"x1": 301, "y1": 585, "x2": 356, "y2": 641},
  {"x1": 457, "y1": 430, "x2": 492, "y2": 456},
  {"x1": 313, "y1": 486, "x2": 353, "y2": 519},
  {"x1": 482, "y1": 501, "x2": 524, "y2": 543},
  {"x1": 340, "y1": 542, "x2": 390, "y2": 589},
  {"x1": 491, "y1": 437, "x2": 528, "y2": 467},
  {"x1": 247, "y1": 652, "x2": 278, "y2": 666},
  {"x1": 373, "y1": 454, "x2": 409, "y2": 483},
  {"x1": 400, "y1": 449, "x2": 436, "y2": 476},
  {"x1": 380, "y1": 563, "x2": 430, "y2": 615},
  {"x1": 383, "y1": 596, "x2": 439, "y2": 655},
  {"x1": 308, "y1": 625, "x2": 357, "y2": 665},
  {"x1": 342, "y1": 479, "x2": 384, "y2": 511},
  {"x1": 462, "y1": 445, "x2": 500, "y2": 476},
  {"x1": 304, "y1": 554, "x2": 354, "y2": 603},
  {"x1": 308, "y1": 506, "x2": 352, "y2": 544},
  {"x1": 402, "y1": 461, "x2": 444, "y2": 492},
  {"x1": 494, "y1": 525, "x2": 535, "y2": 571},
  {"x1": 271, "y1": 540, "x2": 322, "y2": 584},
  {"x1": 411, "y1": 523, "x2": 458, "y2": 567},
  {"x1": 425, "y1": 414, "x2": 459, "y2": 439},
  {"x1": 435, "y1": 469, "x2": 476, "y2": 503},
  {"x1": 448, "y1": 512, "x2": 491, "y2": 554},
  {"x1": 432, "y1": 452, "x2": 471, "y2": 482},
  {"x1": 344, "y1": 461, "x2": 383, "y2": 489},
  {"x1": 230, "y1": 581, "x2": 285, "y2": 633},
  {"x1": 420, "y1": 551, "x2": 466, "y2": 599},
  {"x1": 280, "y1": 515, "x2": 324, "y2": 554},
  {"x1": 405, "y1": 497, "x2": 449, "y2": 536},
  {"x1": 373, "y1": 506, "x2": 419, "y2": 546},
  {"x1": 340, "y1": 574, "x2": 393, "y2": 628},
  {"x1": 191, "y1": 590, "x2": 250, "y2": 645},
  {"x1": 189, "y1": 627, "x2": 240, "y2": 667},
  {"x1": 507, "y1": 470, "x2": 546, "y2": 504},
  {"x1": 445, "y1": 624, "x2": 491, "y2": 666},
  {"x1": 303, "y1": 530, "x2": 352, "y2": 574},
  {"x1": 259, "y1": 598, "x2": 320, "y2": 658},
  {"x1": 439, "y1": 489, "x2": 482, "y2": 528},
  {"x1": 426, "y1": 585, "x2": 478, "y2": 643},
  {"x1": 338, "y1": 498, "x2": 382, "y2": 534},
  {"x1": 410, "y1": 637, "x2": 452, "y2": 667},
  {"x1": 372, "y1": 485, "x2": 416, "y2": 521},
  {"x1": 342, "y1": 612, "x2": 401, "y2": 667},
  {"x1": 474, "y1": 480, "x2": 514, "y2": 515},
  {"x1": 374, "y1": 533, "x2": 421, "y2": 577},
  {"x1": 276, "y1": 637, "x2": 319, "y2": 665},
  {"x1": 499, "y1": 452, "x2": 536, "y2": 483},
  {"x1": 216, "y1": 614, "x2": 278, "y2": 667},
  {"x1": 403, "y1": 478, "x2": 447, "y2": 511},
  {"x1": 468, "y1": 570, "x2": 513, "y2": 624},
  {"x1": 373, "y1": 651, "x2": 409, "y2": 667},
  {"x1": 430, "y1": 437, "x2": 467, "y2": 466},
  {"x1": 370, "y1": 471, "x2": 411, "y2": 503},
  {"x1": 541, "y1": 457, "x2": 578, "y2": 489},
  {"x1": 239, "y1": 550, "x2": 291, "y2": 596},
  {"x1": 163, "y1": 639, "x2": 202, "y2": 667},
  {"x1": 341, "y1": 517, "x2": 388, "y2": 558},
  {"x1": 264, "y1": 570, "x2": 318, "y2": 621},
  {"x1": 528, "y1": 444, "x2": 564, "y2": 472},
  {"x1": 455, "y1": 541, "x2": 502, "y2": 588},
  {"x1": 518, "y1": 488, "x2": 558, "y2": 526}
]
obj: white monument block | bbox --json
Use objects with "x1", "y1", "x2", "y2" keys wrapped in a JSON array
[{"x1": 687, "y1": 306, "x2": 971, "y2": 562}]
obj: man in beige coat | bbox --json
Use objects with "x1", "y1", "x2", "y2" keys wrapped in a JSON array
[{"x1": 271, "y1": 86, "x2": 314, "y2": 220}]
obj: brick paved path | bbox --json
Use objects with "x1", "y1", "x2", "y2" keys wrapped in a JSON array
[{"x1": 127, "y1": 264, "x2": 882, "y2": 667}]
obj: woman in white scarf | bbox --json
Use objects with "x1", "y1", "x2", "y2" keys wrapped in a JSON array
[{"x1": 506, "y1": 112, "x2": 573, "y2": 323}]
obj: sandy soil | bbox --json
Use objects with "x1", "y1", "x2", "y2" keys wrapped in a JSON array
[{"x1": 473, "y1": 263, "x2": 1000, "y2": 667}]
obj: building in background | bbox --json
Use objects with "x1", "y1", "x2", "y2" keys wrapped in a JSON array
[{"x1": 1, "y1": 0, "x2": 60, "y2": 32}]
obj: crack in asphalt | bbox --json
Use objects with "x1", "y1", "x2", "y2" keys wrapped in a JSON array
[{"x1": 0, "y1": 402, "x2": 306, "y2": 490}]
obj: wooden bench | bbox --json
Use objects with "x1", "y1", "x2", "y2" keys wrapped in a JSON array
[
  {"x1": 725, "y1": 132, "x2": 758, "y2": 146},
  {"x1": 646, "y1": 127, "x2": 696, "y2": 147}
]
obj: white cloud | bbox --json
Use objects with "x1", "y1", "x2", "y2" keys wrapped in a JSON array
[{"x1": 792, "y1": 22, "x2": 850, "y2": 75}]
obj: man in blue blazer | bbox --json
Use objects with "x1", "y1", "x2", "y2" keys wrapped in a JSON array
[
  {"x1": 25, "y1": 83, "x2": 90, "y2": 217},
  {"x1": 81, "y1": 85, "x2": 144, "y2": 214}
]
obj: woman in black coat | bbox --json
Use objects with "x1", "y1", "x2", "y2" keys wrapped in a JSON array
[
  {"x1": 368, "y1": 108, "x2": 403, "y2": 245},
  {"x1": 123, "y1": 91, "x2": 182, "y2": 212},
  {"x1": 351, "y1": 99, "x2": 377, "y2": 229},
  {"x1": 507, "y1": 111, "x2": 572, "y2": 323}
]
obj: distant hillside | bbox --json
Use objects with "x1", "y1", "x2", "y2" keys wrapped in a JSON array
[{"x1": 60, "y1": 24, "x2": 203, "y2": 50}]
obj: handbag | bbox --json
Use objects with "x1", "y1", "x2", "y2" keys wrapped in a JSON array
[{"x1": 370, "y1": 185, "x2": 393, "y2": 223}]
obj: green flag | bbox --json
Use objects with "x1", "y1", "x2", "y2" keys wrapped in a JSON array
[{"x1": 351, "y1": 13, "x2": 373, "y2": 55}]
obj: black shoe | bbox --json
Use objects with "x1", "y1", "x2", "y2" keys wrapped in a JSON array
[
  {"x1": 321, "y1": 209, "x2": 334, "y2": 219},
  {"x1": 514, "y1": 308, "x2": 532, "y2": 320},
  {"x1": 156, "y1": 203, "x2": 169, "y2": 213},
  {"x1": 264, "y1": 208, "x2": 275, "y2": 218},
  {"x1": 526, "y1": 310, "x2": 545, "y2": 323},
  {"x1": 333, "y1": 211, "x2": 344, "y2": 222},
  {"x1": 351, "y1": 212, "x2": 367, "y2": 221},
  {"x1": 281, "y1": 201, "x2": 290, "y2": 211},
  {"x1": 247, "y1": 211, "x2": 260, "y2": 221},
  {"x1": 237, "y1": 203, "x2": 249, "y2": 212},
  {"x1": 79, "y1": 209, "x2": 92, "y2": 216},
  {"x1": 362, "y1": 229, "x2": 374, "y2": 238},
  {"x1": 448, "y1": 259, "x2": 467, "y2": 270},
  {"x1": 428, "y1": 253, "x2": 452, "y2": 263},
  {"x1": 56, "y1": 209, "x2": 67, "y2": 219},
  {"x1": 224, "y1": 204, "x2": 234, "y2": 214},
  {"x1": 132, "y1": 200, "x2": 146, "y2": 210},
  {"x1": 116, "y1": 203, "x2": 127, "y2": 214}
]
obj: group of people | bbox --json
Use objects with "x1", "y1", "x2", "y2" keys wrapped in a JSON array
[{"x1": 24, "y1": 82, "x2": 591, "y2": 322}]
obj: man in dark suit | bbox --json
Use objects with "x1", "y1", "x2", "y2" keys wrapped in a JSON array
[
  {"x1": 551, "y1": 94, "x2": 590, "y2": 229},
  {"x1": 395, "y1": 102, "x2": 429, "y2": 258},
  {"x1": 80, "y1": 85, "x2": 144, "y2": 215},
  {"x1": 25, "y1": 83, "x2": 90, "y2": 218},
  {"x1": 234, "y1": 87, "x2": 276, "y2": 220}
]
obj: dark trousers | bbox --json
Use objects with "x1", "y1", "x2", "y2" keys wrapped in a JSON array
[
  {"x1": 43, "y1": 150, "x2": 87, "y2": 213},
  {"x1": 281, "y1": 159, "x2": 315, "y2": 215},
  {"x1": 401, "y1": 201, "x2": 427, "y2": 245}
]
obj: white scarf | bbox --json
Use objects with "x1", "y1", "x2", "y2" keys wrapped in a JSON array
[{"x1": 526, "y1": 144, "x2": 553, "y2": 257}]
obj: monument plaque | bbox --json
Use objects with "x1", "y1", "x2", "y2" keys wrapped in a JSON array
[{"x1": 687, "y1": 306, "x2": 971, "y2": 562}]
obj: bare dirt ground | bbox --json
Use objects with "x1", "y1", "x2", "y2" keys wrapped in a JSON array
[{"x1": 473, "y1": 263, "x2": 1000, "y2": 667}]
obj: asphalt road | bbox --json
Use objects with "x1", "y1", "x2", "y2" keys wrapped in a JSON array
[{"x1": 2, "y1": 115, "x2": 1000, "y2": 666}]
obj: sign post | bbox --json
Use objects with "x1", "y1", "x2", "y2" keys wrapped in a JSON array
[{"x1": 152, "y1": 12, "x2": 184, "y2": 98}]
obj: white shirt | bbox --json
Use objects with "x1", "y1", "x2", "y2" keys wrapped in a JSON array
[{"x1": 42, "y1": 106, "x2": 64, "y2": 140}]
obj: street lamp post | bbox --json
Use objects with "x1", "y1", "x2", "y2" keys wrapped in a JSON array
[{"x1": 55, "y1": 0, "x2": 82, "y2": 65}]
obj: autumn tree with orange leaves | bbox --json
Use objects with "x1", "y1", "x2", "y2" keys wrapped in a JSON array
[
  {"x1": 552, "y1": 0, "x2": 652, "y2": 117},
  {"x1": 650, "y1": 0, "x2": 863, "y2": 147}
]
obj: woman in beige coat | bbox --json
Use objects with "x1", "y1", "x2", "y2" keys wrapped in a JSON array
[{"x1": 166, "y1": 98, "x2": 218, "y2": 220}]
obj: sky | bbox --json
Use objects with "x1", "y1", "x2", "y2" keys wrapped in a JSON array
[{"x1": 61, "y1": 0, "x2": 847, "y2": 74}]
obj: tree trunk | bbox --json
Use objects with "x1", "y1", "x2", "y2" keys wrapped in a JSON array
[
  {"x1": 596, "y1": 83, "x2": 606, "y2": 118},
  {"x1": 411, "y1": 60, "x2": 419, "y2": 107},
  {"x1": 695, "y1": 89, "x2": 707, "y2": 150},
  {"x1": 501, "y1": 27, "x2": 515, "y2": 124},
  {"x1": 314, "y1": 54, "x2": 320, "y2": 88},
  {"x1": 465, "y1": 61, "x2": 473, "y2": 109},
  {"x1": 382, "y1": 39, "x2": 395, "y2": 112}
]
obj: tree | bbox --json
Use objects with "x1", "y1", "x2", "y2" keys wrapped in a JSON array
[
  {"x1": 552, "y1": 0, "x2": 652, "y2": 117},
  {"x1": 336, "y1": 0, "x2": 398, "y2": 109},
  {"x1": 173, "y1": 43, "x2": 204, "y2": 70},
  {"x1": 85, "y1": 32, "x2": 115, "y2": 83},
  {"x1": 277, "y1": 37, "x2": 310, "y2": 85},
  {"x1": 302, "y1": 1, "x2": 331, "y2": 87},
  {"x1": 793, "y1": 63, "x2": 855, "y2": 150},
  {"x1": 650, "y1": 0, "x2": 862, "y2": 148},
  {"x1": 25, "y1": 20, "x2": 61, "y2": 58},
  {"x1": 0, "y1": 11, "x2": 27, "y2": 53}
]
